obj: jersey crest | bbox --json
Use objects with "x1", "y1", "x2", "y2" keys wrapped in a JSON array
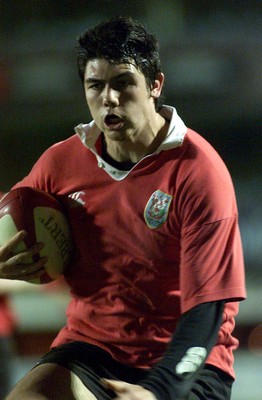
[{"x1": 144, "y1": 190, "x2": 172, "y2": 229}]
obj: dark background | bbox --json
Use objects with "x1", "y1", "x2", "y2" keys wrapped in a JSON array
[
  {"x1": 1, "y1": 0, "x2": 261, "y2": 280},
  {"x1": 0, "y1": 1, "x2": 261, "y2": 398}
]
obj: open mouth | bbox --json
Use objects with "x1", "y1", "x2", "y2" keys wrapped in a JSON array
[{"x1": 104, "y1": 114, "x2": 124, "y2": 130}]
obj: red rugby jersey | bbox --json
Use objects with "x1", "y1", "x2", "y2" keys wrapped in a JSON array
[{"x1": 13, "y1": 106, "x2": 246, "y2": 378}]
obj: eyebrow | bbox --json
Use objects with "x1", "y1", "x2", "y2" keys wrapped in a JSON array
[{"x1": 85, "y1": 71, "x2": 135, "y2": 84}]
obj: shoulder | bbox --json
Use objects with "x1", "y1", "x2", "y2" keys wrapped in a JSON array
[
  {"x1": 175, "y1": 129, "x2": 238, "y2": 224},
  {"x1": 180, "y1": 128, "x2": 233, "y2": 186},
  {"x1": 35, "y1": 134, "x2": 89, "y2": 168},
  {"x1": 184, "y1": 129, "x2": 227, "y2": 166},
  {"x1": 44, "y1": 134, "x2": 83, "y2": 156},
  {"x1": 15, "y1": 134, "x2": 91, "y2": 192}
]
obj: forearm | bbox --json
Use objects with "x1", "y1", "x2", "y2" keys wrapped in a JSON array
[
  {"x1": 141, "y1": 300, "x2": 225, "y2": 400},
  {"x1": 0, "y1": 279, "x2": 38, "y2": 294}
]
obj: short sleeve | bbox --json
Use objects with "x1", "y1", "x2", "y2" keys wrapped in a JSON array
[
  {"x1": 176, "y1": 131, "x2": 246, "y2": 313},
  {"x1": 180, "y1": 216, "x2": 246, "y2": 312}
]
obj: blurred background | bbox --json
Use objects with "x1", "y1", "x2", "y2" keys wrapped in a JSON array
[{"x1": 0, "y1": 0, "x2": 261, "y2": 399}]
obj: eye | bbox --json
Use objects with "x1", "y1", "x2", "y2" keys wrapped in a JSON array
[
  {"x1": 113, "y1": 79, "x2": 130, "y2": 91},
  {"x1": 86, "y1": 81, "x2": 104, "y2": 91},
  {"x1": 91, "y1": 83, "x2": 103, "y2": 90}
]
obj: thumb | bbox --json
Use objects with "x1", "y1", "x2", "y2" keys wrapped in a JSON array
[{"x1": 101, "y1": 379, "x2": 128, "y2": 393}]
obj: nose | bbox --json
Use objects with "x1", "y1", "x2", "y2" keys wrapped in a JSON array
[{"x1": 103, "y1": 86, "x2": 119, "y2": 108}]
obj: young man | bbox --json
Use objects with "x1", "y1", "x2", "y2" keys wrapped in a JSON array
[{"x1": 0, "y1": 17, "x2": 246, "y2": 400}]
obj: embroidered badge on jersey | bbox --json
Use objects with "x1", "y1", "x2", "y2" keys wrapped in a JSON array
[{"x1": 144, "y1": 190, "x2": 172, "y2": 229}]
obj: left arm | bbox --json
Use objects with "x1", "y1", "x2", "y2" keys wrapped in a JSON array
[{"x1": 103, "y1": 300, "x2": 225, "y2": 400}]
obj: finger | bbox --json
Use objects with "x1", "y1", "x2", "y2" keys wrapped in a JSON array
[
  {"x1": 101, "y1": 379, "x2": 129, "y2": 393},
  {"x1": 0, "y1": 230, "x2": 27, "y2": 259},
  {"x1": 9, "y1": 230, "x2": 27, "y2": 244},
  {"x1": 22, "y1": 242, "x2": 45, "y2": 258},
  {"x1": 18, "y1": 266, "x2": 46, "y2": 281},
  {"x1": 1, "y1": 256, "x2": 48, "y2": 280},
  {"x1": 6, "y1": 255, "x2": 47, "y2": 271},
  {"x1": 4, "y1": 242, "x2": 44, "y2": 266}
]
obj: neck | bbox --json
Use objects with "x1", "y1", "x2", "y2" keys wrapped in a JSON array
[{"x1": 104, "y1": 114, "x2": 169, "y2": 163}]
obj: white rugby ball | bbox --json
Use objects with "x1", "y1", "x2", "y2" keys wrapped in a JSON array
[{"x1": 0, "y1": 187, "x2": 73, "y2": 284}]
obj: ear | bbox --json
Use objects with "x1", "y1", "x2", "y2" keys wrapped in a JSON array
[{"x1": 150, "y1": 73, "x2": 165, "y2": 99}]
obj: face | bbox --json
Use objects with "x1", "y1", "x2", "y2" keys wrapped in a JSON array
[{"x1": 84, "y1": 58, "x2": 164, "y2": 143}]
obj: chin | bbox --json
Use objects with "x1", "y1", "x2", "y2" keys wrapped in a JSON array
[{"x1": 105, "y1": 129, "x2": 127, "y2": 141}]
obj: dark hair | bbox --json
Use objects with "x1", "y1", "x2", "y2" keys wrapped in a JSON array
[{"x1": 77, "y1": 16, "x2": 163, "y2": 107}]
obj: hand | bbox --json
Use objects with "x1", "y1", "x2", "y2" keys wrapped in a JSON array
[
  {"x1": 102, "y1": 379, "x2": 157, "y2": 400},
  {"x1": 0, "y1": 230, "x2": 47, "y2": 281}
]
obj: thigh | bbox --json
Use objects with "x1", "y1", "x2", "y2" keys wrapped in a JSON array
[
  {"x1": 35, "y1": 341, "x2": 149, "y2": 400},
  {"x1": 5, "y1": 363, "x2": 97, "y2": 400}
]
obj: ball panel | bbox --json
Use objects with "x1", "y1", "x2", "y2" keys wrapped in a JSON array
[
  {"x1": 0, "y1": 188, "x2": 39, "y2": 250},
  {"x1": 34, "y1": 206, "x2": 72, "y2": 281},
  {"x1": 0, "y1": 214, "x2": 33, "y2": 260},
  {"x1": 0, "y1": 214, "x2": 20, "y2": 244}
]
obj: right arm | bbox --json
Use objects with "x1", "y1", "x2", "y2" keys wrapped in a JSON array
[{"x1": 0, "y1": 230, "x2": 47, "y2": 282}]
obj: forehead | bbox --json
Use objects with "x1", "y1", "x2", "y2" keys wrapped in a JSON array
[{"x1": 84, "y1": 58, "x2": 143, "y2": 80}]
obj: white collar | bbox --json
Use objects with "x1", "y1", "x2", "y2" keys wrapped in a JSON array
[{"x1": 74, "y1": 105, "x2": 187, "y2": 181}]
